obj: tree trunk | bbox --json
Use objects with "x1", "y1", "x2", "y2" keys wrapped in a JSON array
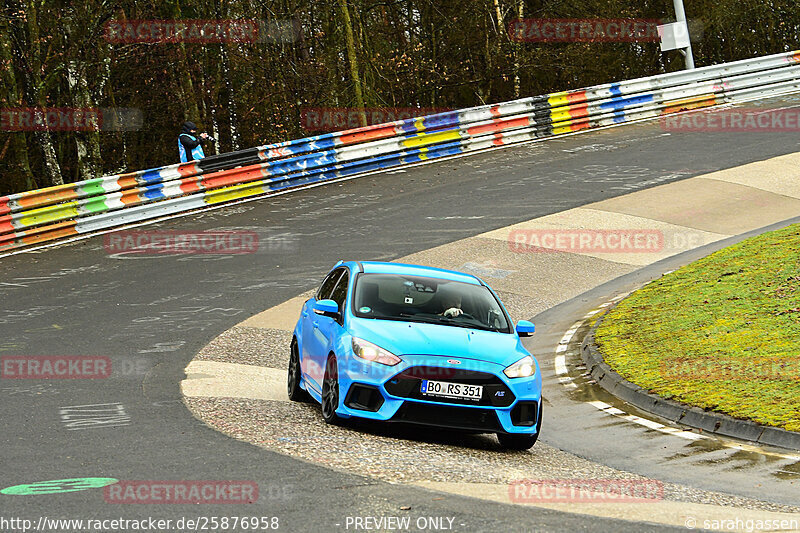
[
  {"x1": 219, "y1": 43, "x2": 241, "y2": 151},
  {"x1": 172, "y1": 0, "x2": 201, "y2": 122},
  {"x1": 66, "y1": 60, "x2": 101, "y2": 181},
  {"x1": 513, "y1": 0, "x2": 523, "y2": 98},
  {"x1": 0, "y1": 26, "x2": 36, "y2": 190},
  {"x1": 19, "y1": 0, "x2": 63, "y2": 186},
  {"x1": 338, "y1": 0, "x2": 367, "y2": 127}
]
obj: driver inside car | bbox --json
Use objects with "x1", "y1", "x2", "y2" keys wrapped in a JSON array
[{"x1": 438, "y1": 287, "x2": 463, "y2": 318}]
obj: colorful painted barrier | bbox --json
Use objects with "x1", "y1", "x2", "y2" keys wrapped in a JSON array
[{"x1": 1, "y1": 50, "x2": 799, "y2": 251}]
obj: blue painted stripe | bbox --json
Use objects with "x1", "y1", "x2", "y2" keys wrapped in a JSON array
[
  {"x1": 600, "y1": 94, "x2": 655, "y2": 111},
  {"x1": 141, "y1": 183, "x2": 166, "y2": 200}
]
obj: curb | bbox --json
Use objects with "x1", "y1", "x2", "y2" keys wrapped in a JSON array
[{"x1": 580, "y1": 307, "x2": 800, "y2": 452}]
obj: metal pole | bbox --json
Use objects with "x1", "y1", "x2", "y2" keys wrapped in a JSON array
[{"x1": 673, "y1": 0, "x2": 696, "y2": 69}]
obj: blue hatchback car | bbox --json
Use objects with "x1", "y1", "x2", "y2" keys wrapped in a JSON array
[{"x1": 289, "y1": 261, "x2": 542, "y2": 449}]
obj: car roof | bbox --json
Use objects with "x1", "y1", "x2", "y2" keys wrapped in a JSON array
[{"x1": 345, "y1": 261, "x2": 482, "y2": 285}]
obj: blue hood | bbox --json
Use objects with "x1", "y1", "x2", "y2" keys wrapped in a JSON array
[{"x1": 348, "y1": 317, "x2": 529, "y2": 368}]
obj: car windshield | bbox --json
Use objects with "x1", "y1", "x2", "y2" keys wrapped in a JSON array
[{"x1": 352, "y1": 273, "x2": 512, "y2": 333}]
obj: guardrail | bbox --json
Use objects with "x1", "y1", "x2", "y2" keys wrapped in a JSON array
[{"x1": 2, "y1": 50, "x2": 799, "y2": 252}]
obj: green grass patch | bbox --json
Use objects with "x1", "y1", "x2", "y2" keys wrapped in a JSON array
[{"x1": 595, "y1": 224, "x2": 800, "y2": 432}]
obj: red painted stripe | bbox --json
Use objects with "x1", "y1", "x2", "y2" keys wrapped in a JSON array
[
  {"x1": 490, "y1": 105, "x2": 502, "y2": 117},
  {"x1": 467, "y1": 116, "x2": 531, "y2": 136},
  {"x1": 201, "y1": 166, "x2": 267, "y2": 190},
  {"x1": 177, "y1": 162, "x2": 201, "y2": 177},
  {"x1": 0, "y1": 217, "x2": 14, "y2": 235},
  {"x1": 338, "y1": 125, "x2": 398, "y2": 146},
  {"x1": 568, "y1": 104, "x2": 589, "y2": 119},
  {"x1": 0, "y1": 228, "x2": 17, "y2": 245},
  {"x1": 567, "y1": 90, "x2": 588, "y2": 104},
  {"x1": 179, "y1": 177, "x2": 202, "y2": 194},
  {"x1": 792, "y1": 52, "x2": 800, "y2": 63},
  {"x1": 0, "y1": 197, "x2": 9, "y2": 216}
]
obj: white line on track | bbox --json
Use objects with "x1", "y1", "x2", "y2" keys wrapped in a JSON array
[{"x1": 554, "y1": 301, "x2": 800, "y2": 461}]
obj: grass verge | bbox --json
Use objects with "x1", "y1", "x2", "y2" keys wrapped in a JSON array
[{"x1": 595, "y1": 223, "x2": 800, "y2": 432}]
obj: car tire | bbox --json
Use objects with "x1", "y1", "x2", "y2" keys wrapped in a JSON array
[
  {"x1": 321, "y1": 354, "x2": 342, "y2": 425},
  {"x1": 288, "y1": 340, "x2": 309, "y2": 402}
]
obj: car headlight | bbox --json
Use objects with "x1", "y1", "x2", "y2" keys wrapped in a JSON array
[
  {"x1": 504, "y1": 355, "x2": 535, "y2": 378},
  {"x1": 351, "y1": 337, "x2": 401, "y2": 366}
]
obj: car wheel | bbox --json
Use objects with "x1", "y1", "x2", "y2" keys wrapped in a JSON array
[
  {"x1": 288, "y1": 340, "x2": 308, "y2": 402},
  {"x1": 321, "y1": 354, "x2": 342, "y2": 425}
]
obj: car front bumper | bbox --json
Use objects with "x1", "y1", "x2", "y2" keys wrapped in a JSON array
[{"x1": 335, "y1": 354, "x2": 542, "y2": 434}]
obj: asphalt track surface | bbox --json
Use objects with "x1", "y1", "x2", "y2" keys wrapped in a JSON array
[{"x1": 2, "y1": 94, "x2": 800, "y2": 532}]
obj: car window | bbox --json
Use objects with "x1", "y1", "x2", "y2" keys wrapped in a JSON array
[
  {"x1": 317, "y1": 268, "x2": 343, "y2": 300},
  {"x1": 329, "y1": 270, "x2": 350, "y2": 311},
  {"x1": 352, "y1": 273, "x2": 511, "y2": 333}
]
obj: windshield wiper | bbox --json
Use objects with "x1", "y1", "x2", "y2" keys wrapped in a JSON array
[
  {"x1": 396, "y1": 313, "x2": 501, "y2": 332},
  {"x1": 397, "y1": 313, "x2": 451, "y2": 324}
]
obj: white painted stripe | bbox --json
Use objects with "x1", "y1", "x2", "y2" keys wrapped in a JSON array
[
  {"x1": 555, "y1": 344, "x2": 568, "y2": 353},
  {"x1": 624, "y1": 415, "x2": 665, "y2": 430},
  {"x1": 554, "y1": 357, "x2": 569, "y2": 376}
]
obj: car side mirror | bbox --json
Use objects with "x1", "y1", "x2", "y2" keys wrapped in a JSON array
[
  {"x1": 314, "y1": 299, "x2": 340, "y2": 319},
  {"x1": 516, "y1": 320, "x2": 535, "y2": 337}
]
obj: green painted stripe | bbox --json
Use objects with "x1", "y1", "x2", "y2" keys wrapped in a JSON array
[
  {"x1": 82, "y1": 195, "x2": 112, "y2": 214},
  {"x1": 79, "y1": 178, "x2": 106, "y2": 198}
]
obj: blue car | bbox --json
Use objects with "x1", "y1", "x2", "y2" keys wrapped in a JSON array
[{"x1": 289, "y1": 261, "x2": 542, "y2": 450}]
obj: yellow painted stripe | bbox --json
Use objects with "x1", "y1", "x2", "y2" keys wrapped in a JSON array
[
  {"x1": 550, "y1": 109, "x2": 574, "y2": 123},
  {"x1": 548, "y1": 92, "x2": 569, "y2": 108},
  {"x1": 401, "y1": 130, "x2": 461, "y2": 149},
  {"x1": 663, "y1": 94, "x2": 716, "y2": 107},
  {"x1": 16, "y1": 201, "x2": 80, "y2": 227},
  {"x1": 418, "y1": 148, "x2": 429, "y2": 161},
  {"x1": 204, "y1": 181, "x2": 268, "y2": 204},
  {"x1": 414, "y1": 118, "x2": 425, "y2": 132},
  {"x1": 553, "y1": 125, "x2": 574, "y2": 136}
]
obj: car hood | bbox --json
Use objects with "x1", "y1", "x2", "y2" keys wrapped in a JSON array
[{"x1": 348, "y1": 318, "x2": 529, "y2": 367}]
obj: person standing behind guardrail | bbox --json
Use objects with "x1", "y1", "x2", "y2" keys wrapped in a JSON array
[{"x1": 178, "y1": 121, "x2": 214, "y2": 162}]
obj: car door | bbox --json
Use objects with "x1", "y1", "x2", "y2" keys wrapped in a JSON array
[
  {"x1": 307, "y1": 269, "x2": 350, "y2": 390},
  {"x1": 301, "y1": 268, "x2": 343, "y2": 392}
]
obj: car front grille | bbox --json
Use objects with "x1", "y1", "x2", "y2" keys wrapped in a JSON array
[{"x1": 383, "y1": 365, "x2": 515, "y2": 407}]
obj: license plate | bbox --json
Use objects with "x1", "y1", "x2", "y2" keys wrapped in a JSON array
[{"x1": 420, "y1": 379, "x2": 483, "y2": 401}]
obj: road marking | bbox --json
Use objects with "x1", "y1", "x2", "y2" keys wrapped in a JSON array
[
  {"x1": 556, "y1": 304, "x2": 800, "y2": 461},
  {"x1": 59, "y1": 403, "x2": 131, "y2": 430},
  {"x1": 553, "y1": 320, "x2": 583, "y2": 390}
]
